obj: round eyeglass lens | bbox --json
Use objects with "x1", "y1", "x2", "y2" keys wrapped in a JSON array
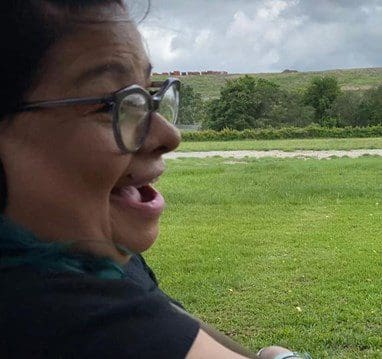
[
  {"x1": 158, "y1": 84, "x2": 179, "y2": 124},
  {"x1": 118, "y1": 93, "x2": 150, "y2": 151}
]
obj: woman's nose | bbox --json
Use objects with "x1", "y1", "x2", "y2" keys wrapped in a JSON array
[{"x1": 139, "y1": 112, "x2": 181, "y2": 155}]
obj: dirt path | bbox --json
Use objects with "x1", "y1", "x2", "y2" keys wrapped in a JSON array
[{"x1": 165, "y1": 149, "x2": 382, "y2": 160}]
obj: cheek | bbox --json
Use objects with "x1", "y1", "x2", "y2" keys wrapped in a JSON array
[
  {"x1": 59, "y1": 119, "x2": 131, "y2": 190},
  {"x1": 17, "y1": 113, "x2": 131, "y2": 193}
]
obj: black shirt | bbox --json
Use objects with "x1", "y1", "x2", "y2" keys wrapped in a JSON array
[{"x1": 0, "y1": 255, "x2": 200, "y2": 358}]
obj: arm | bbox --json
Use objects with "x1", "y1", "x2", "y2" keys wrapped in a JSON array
[
  {"x1": 172, "y1": 304, "x2": 302, "y2": 359},
  {"x1": 186, "y1": 329, "x2": 300, "y2": 359},
  {"x1": 171, "y1": 303, "x2": 257, "y2": 358},
  {"x1": 186, "y1": 329, "x2": 255, "y2": 359}
]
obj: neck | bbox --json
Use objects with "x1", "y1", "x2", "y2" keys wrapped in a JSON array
[{"x1": 3, "y1": 208, "x2": 132, "y2": 266}]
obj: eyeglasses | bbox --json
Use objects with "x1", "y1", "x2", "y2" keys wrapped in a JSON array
[{"x1": 17, "y1": 78, "x2": 180, "y2": 153}]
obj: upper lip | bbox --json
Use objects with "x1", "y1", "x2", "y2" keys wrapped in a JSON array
[{"x1": 113, "y1": 170, "x2": 164, "y2": 189}]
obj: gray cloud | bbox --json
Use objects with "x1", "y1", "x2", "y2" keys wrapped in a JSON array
[{"x1": 138, "y1": 0, "x2": 382, "y2": 73}]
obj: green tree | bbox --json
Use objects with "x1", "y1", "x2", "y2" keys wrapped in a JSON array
[
  {"x1": 268, "y1": 90, "x2": 315, "y2": 128},
  {"x1": 331, "y1": 91, "x2": 363, "y2": 127},
  {"x1": 178, "y1": 84, "x2": 205, "y2": 126},
  {"x1": 304, "y1": 76, "x2": 341, "y2": 123},
  {"x1": 358, "y1": 85, "x2": 382, "y2": 126},
  {"x1": 205, "y1": 76, "x2": 282, "y2": 130}
]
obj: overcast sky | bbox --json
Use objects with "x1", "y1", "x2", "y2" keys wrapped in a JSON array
[{"x1": 138, "y1": 0, "x2": 382, "y2": 74}]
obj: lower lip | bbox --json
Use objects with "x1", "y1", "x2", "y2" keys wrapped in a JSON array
[{"x1": 110, "y1": 185, "x2": 165, "y2": 219}]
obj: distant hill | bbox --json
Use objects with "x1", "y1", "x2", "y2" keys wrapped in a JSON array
[{"x1": 153, "y1": 67, "x2": 382, "y2": 100}]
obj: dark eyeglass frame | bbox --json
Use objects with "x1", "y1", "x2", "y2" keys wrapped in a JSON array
[{"x1": 16, "y1": 77, "x2": 181, "y2": 154}]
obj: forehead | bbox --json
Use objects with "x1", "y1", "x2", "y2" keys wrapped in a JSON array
[{"x1": 34, "y1": 19, "x2": 150, "y2": 98}]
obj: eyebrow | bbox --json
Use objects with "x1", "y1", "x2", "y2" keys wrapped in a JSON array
[{"x1": 74, "y1": 62, "x2": 153, "y2": 88}]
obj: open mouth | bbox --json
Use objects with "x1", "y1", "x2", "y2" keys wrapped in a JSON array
[
  {"x1": 137, "y1": 185, "x2": 157, "y2": 203},
  {"x1": 110, "y1": 182, "x2": 165, "y2": 218},
  {"x1": 111, "y1": 184, "x2": 157, "y2": 203}
]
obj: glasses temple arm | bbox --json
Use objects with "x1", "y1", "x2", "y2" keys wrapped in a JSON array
[{"x1": 17, "y1": 96, "x2": 112, "y2": 112}]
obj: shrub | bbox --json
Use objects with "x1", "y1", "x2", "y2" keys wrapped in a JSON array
[{"x1": 181, "y1": 125, "x2": 382, "y2": 142}]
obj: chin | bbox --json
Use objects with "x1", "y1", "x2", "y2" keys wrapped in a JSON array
[{"x1": 113, "y1": 219, "x2": 160, "y2": 254}]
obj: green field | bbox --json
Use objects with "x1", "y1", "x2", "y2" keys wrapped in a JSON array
[
  {"x1": 146, "y1": 157, "x2": 382, "y2": 358},
  {"x1": 178, "y1": 137, "x2": 382, "y2": 152},
  {"x1": 153, "y1": 67, "x2": 382, "y2": 99}
]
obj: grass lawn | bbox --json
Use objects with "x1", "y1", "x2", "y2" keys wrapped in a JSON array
[
  {"x1": 145, "y1": 157, "x2": 382, "y2": 358},
  {"x1": 178, "y1": 137, "x2": 382, "y2": 152}
]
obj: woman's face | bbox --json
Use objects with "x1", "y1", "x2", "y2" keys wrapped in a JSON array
[{"x1": 0, "y1": 4, "x2": 181, "y2": 263}]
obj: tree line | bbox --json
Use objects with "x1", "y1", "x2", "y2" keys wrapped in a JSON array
[{"x1": 178, "y1": 75, "x2": 382, "y2": 131}]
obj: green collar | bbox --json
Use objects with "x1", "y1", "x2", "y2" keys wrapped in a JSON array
[{"x1": 0, "y1": 216, "x2": 125, "y2": 279}]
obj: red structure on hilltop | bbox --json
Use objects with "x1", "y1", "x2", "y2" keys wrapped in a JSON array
[{"x1": 153, "y1": 70, "x2": 228, "y2": 77}]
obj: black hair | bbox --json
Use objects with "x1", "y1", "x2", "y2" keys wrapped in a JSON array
[{"x1": 0, "y1": 0, "x2": 133, "y2": 212}]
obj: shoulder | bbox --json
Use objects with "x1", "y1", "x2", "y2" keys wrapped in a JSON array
[{"x1": 1, "y1": 268, "x2": 200, "y2": 359}]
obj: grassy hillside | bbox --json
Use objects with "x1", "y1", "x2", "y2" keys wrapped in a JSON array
[{"x1": 153, "y1": 67, "x2": 382, "y2": 100}]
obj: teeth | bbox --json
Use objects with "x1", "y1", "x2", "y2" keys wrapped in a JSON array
[
  {"x1": 134, "y1": 177, "x2": 159, "y2": 188},
  {"x1": 114, "y1": 177, "x2": 159, "y2": 191},
  {"x1": 135, "y1": 183, "x2": 149, "y2": 188}
]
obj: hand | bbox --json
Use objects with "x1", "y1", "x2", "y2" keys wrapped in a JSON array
[{"x1": 257, "y1": 346, "x2": 295, "y2": 359}]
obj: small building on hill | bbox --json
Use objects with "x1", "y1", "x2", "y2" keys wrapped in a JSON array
[{"x1": 282, "y1": 69, "x2": 298, "y2": 74}]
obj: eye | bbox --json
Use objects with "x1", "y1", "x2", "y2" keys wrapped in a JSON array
[{"x1": 94, "y1": 102, "x2": 114, "y2": 113}]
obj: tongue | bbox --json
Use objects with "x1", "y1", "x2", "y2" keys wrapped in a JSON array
[{"x1": 120, "y1": 186, "x2": 142, "y2": 202}]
